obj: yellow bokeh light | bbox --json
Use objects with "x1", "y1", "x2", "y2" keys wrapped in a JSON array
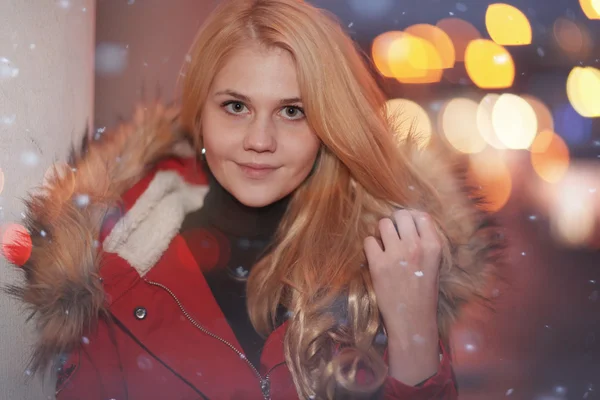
[
  {"x1": 566, "y1": 66, "x2": 600, "y2": 118},
  {"x1": 436, "y1": 18, "x2": 482, "y2": 62},
  {"x1": 469, "y1": 150, "x2": 512, "y2": 212},
  {"x1": 387, "y1": 33, "x2": 443, "y2": 84},
  {"x1": 579, "y1": 0, "x2": 600, "y2": 19},
  {"x1": 465, "y1": 39, "x2": 515, "y2": 89},
  {"x1": 405, "y1": 24, "x2": 456, "y2": 69},
  {"x1": 440, "y1": 98, "x2": 487, "y2": 154},
  {"x1": 492, "y1": 94, "x2": 538, "y2": 150},
  {"x1": 372, "y1": 31, "x2": 405, "y2": 78},
  {"x1": 485, "y1": 4, "x2": 532, "y2": 45},
  {"x1": 477, "y1": 94, "x2": 506, "y2": 149},
  {"x1": 386, "y1": 98, "x2": 432, "y2": 147},
  {"x1": 0, "y1": 168, "x2": 4, "y2": 196},
  {"x1": 531, "y1": 130, "x2": 570, "y2": 183},
  {"x1": 521, "y1": 95, "x2": 554, "y2": 138}
]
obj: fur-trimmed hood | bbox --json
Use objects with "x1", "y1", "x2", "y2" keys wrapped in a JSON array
[{"x1": 3, "y1": 103, "x2": 504, "y2": 375}]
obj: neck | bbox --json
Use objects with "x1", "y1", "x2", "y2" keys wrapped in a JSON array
[{"x1": 201, "y1": 165, "x2": 290, "y2": 239}]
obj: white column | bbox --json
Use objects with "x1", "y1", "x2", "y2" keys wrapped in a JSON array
[{"x1": 0, "y1": 1, "x2": 95, "y2": 398}]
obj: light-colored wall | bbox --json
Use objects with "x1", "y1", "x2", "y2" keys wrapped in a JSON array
[
  {"x1": 0, "y1": 1, "x2": 95, "y2": 399},
  {"x1": 94, "y1": 0, "x2": 217, "y2": 130}
]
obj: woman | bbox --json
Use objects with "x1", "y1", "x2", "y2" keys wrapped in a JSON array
[{"x1": 5, "y1": 0, "x2": 503, "y2": 398}]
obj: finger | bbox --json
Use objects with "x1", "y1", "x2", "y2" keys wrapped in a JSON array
[
  {"x1": 411, "y1": 211, "x2": 442, "y2": 267},
  {"x1": 392, "y1": 209, "x2": 419, "y2": 242},
  {"x1": 378, "y1": 218, "x2": 400, "y2": 252},
  {"x1": 410, "y1": 210, "x2": 438, "y2": 243},
  {"x1": 364, "y1": 236, "x2": 383, "y2": 263}
]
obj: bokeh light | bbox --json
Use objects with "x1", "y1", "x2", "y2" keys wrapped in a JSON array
[
  {"x1": 550, "y1": 177, "x2": 596, "y2": 247},
  {"x1": 469, "y1": 149, "x2": 512, "y2": 212},
  {"x1": 95, "y1": 42, "x2": 129, "y2": 76},
  {"x1": 566, "y1": 66, "x2": 600, "y2": 118},
  {"x1": 477, "y1": 94, "x2": 506, "y2": 149},
  {"x1": 553, "y1": 17, "x2": 592, "y2": 59},
  {"x1": 492, "y1": 94, "x2": 538, "y2": 149},
  {"x1": 485, "y1": 3, "x2": 532, "y2": 46},
  {"x1": 385, "y1": 98, "x2": 432, "y2": 147},
  {"x1": 579, "y1": 0, "x2": 600, "y2": 19},
  {"x1": 440, "y1": 98, "x2": 486, "y2": 154},
  {"x1": 530, "y1": 130, "x2": 570, "y2": 183},
  {"x1": 465, "y1": 39, "x2": 515, "y2": 89},
  {"x1": 1, "y1": 223, "x2": 32, "y2": 266},
  {"x1": 404, "y1": 24, "x2": 456, "y2": 69},
  {"x1": 436, "y1": 18, "x2": 481, "y2": 62},
  {"x1": 372, "y1": 31, "x2": 404, "y2": 78},
  {"x1": 387, "y1": 33, "x2": 443, "y2": 83}
]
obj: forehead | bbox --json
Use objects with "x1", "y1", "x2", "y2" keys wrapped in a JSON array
[{"x1": 211, "y1": 45, "x2": 301, "y2": 100}]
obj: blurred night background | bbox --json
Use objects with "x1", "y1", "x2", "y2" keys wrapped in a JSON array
[{"x1": 0, "y1": 0, "x2": 599, "y2": 399}]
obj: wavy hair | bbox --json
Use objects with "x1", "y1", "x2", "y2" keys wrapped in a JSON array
[{"x1": 179, "y1": 0, "x2": 450, "y2": 398}]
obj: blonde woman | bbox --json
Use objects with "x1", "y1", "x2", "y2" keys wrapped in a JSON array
[{"x1": 5, "y1": 0, "x2": 503, "y2": 398}]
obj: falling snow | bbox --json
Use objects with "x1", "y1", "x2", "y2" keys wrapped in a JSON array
[{"x1": 0, "y1": 57, "x2": 19, "y2": 79}]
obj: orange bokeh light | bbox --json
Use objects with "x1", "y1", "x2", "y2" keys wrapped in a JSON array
[
  {"x1": 530, "y1": 130, "x2": 570, "y2": 184},
  {"x1": 485, "y1": 3, "x2": 532, "y2": 45},
  {"x1": 469, "y1": 150, "x2": 512, "y2": 212},
  {"x1": 553, "y1": 17, "x2": 593, "y2": 59},
  {"x1": 387, "y1": 33, "x2": 443, "y2": 84},
  {"x1": 372, "y1": 31, "x2": 405, "y2": 78},
  {"x1": 465, "y1": 39, "x2": 515, "y2": 89},
  {"x1": 405, "y1": 24, "x2": 456, "y2": 69},
  {"x1": 436, "y1": 18, "x2": 482, "y2": 62}
]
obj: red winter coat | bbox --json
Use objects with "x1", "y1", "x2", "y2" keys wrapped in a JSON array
[{"x1": 6, "y1": 105, "x2": 503, "y2": 399}]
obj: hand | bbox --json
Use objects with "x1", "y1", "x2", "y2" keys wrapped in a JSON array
[{"x1": 364, "y1": 209, "x2": 442, "y2": 384}]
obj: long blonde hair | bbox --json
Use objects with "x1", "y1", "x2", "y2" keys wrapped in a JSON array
[{"x1": 179, "y1": 0, "x2": 449, "y2": 398}]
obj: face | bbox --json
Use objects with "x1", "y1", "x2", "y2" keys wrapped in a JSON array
[{"x1": 201, "y1": 44, "x2": 321, "y2": 208}]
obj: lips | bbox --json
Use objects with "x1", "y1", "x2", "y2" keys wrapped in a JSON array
[{"x1": 237, "y1": 162, "x2": 278, "y2": 179}]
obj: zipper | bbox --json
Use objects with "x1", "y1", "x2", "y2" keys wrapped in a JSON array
[{"x1": 146, "y1": 279, "x2": 277, "y2": 400}]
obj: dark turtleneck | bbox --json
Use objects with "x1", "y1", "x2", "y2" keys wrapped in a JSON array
[{"x1": 179, "y1": 166, "x2": 289, "y2": 367}]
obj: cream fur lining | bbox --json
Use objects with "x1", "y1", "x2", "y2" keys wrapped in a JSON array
[{"x1": 103, "y1": 170, "x2": 208, "y2": 276}]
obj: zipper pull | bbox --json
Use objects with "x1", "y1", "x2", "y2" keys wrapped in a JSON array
[{"x1": 260, "y1": 376, "x2": 271, "y2": 399}]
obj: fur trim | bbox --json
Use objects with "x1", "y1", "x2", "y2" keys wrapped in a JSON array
[
  {"x1": 3, "y1": 103, "x2": 191, "y2": 374},
  {"x1": 103, "y1": 170, "x2": 207, "y2": 276},
  {"x1": 403, "y1": 139, "x2": 506, "y2": 339}
]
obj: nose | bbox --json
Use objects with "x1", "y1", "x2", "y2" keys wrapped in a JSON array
[{"x1": 243, "y1": 116, "x2": 277, "y2": 153}]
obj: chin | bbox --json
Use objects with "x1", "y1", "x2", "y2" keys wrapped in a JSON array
[{"x1": 230, "y1": 188, "x2": 282, "y2": 208}]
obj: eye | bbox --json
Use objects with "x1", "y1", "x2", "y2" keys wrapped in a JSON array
[
  {"x1": 280, "y1": 106, "x2": 305, "y2": 121},
  {"x1": 222, "y1": 101, "x2": 249, "y2": 114}
]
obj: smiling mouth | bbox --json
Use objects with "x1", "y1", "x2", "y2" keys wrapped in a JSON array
[{"x1": 237, "y1": 163, "x2": 279, "y2": 179}]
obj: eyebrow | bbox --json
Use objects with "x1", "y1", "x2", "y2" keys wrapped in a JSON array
[{"x1": 215, "y1": 90, "x2": 302, "y2": 106}]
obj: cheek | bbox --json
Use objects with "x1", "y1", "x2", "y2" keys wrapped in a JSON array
[
  {"x1": 201, "y1": 117, "x2": 233, "y2": 158},
  {"x1": 294, "y1": 136, "x2": 320, "y2": 171}
]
